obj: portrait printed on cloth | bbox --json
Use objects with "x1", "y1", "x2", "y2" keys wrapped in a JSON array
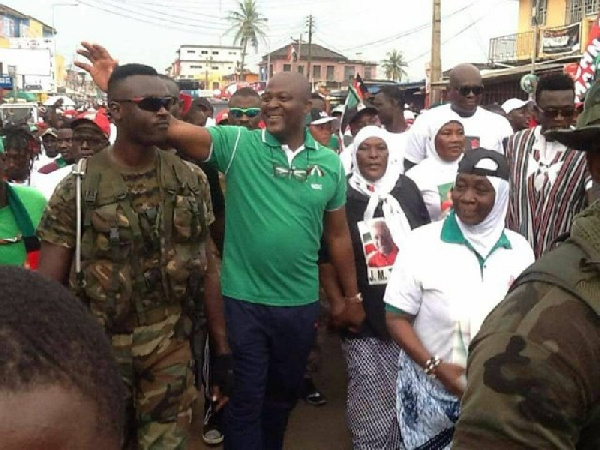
[{"x1": 358, "y1": 218, "x2": 398, "y2": 285}]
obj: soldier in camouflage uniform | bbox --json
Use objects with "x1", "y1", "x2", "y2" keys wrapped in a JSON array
[
  {"x1": 453, "y1": 79, "x2": 600, "y2": 449},
  {"x1": 37, "y1": 62, "x2": 214, "y2": 449}
]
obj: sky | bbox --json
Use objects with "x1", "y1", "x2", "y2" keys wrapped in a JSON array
[{"x1": 6, "y1": 0, "x2": 520, "y2": 81}]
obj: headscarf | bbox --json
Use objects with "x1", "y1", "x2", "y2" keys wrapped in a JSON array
[
  {"x1": 349, "y1": 126, "x2": 412, "y2": 247},
  {"x1": 454, "y1": 149, "x2": 510, "y2": 258},
  {"x1": 425, "y1": 118, "x2": 465, "y2": 168}
]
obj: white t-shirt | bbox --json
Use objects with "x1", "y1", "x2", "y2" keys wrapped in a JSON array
[
  {"x1": 406, "y1": 158, "x2": 459, "y2": 222},
  {"x1": 30, "y1": 165, "x2": 72, "y2": 200},
  {"x1": 404, "y1": 104, "x2": 513, "y2": 164},
  {"x1": 384, "y1": 219, "x2": 534, "y2": 363}
]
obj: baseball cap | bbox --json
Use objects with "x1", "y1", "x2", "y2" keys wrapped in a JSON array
[
  {"x1": 546, "y1": 78, "x2": 600, "y2": 151},
  {"x1": 458, "y1": 148, "x2": 510, "y2": 181},
  {"x1": 41, "y1": 128, "x2": 57, "y2": 138},
  {"x1": 347, "y1": 106, "x2": 378, "y2": 125},
  {"x1": 332, "y1": 105, "x2": 345, "y2": 115},
  {"x1": 71, "y1": 110, "x2": 111, "y2": 138},
  {"x1": 309, "y1": 108, "x2": 336, "y2": 126},
  {"x1": 501, "y1": 98, "x2": 531, "y2": 115}
]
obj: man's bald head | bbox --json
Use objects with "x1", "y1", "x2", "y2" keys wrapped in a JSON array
[
  {"x1": 448, "y1": 63, "x2": 484, "y2": 116},
  {"x1": 268, "y1": 72, "x2": 311, "y2": 101},
  {"x1": 449, "y1": 64, "x2": 482, "y2": 88}
]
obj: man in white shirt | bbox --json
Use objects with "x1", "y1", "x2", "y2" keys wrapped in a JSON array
[
  {"x1": 404, "y1": 64, "x2": 513, "y2": 171},
  {"x1": 372, "y1": 85, "x2": 408, "y2": 169}
]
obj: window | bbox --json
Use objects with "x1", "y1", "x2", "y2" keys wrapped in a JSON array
[
  {"x1": 312, "y1": 65, "x2": 321, "y2": 79},
  {"x1": 228, "y1": 67, "x2": 233, "y2": 70},
  {"x1": 364, "y1": 66, "x2": 372, "y2": 80},
  {"x1": 534, "y1": 0, "x2": 548, "y2": 25},
  {"x1": 190, "y1": 65, "x2": 203, "y2": 69},
  {"x1": 212, "y1": 51, "x2": 220, "y2": 55},
  {"x1": 201, "y1": 50, "x2": 208, "y2": 55},
  {"x1": 298, "y1": 65, "x2": 304, "y2": 74},
  {"x1": 283, "y1": 64, "x2": 291, "y2": 72},
  {"x1": 564, "y1": 0, "x2": 598, "y2": 23},
  {"x1": 212, "y1": 66, "x2": 219, "y2": 70},
  {"x1": 186, "y1": 50, "x2": 195, "y2": 54},
  {"x1": 326, "y1": 65, "x2": 335, "y2": 81},
  {"x1": 344, "y1": 66, "x2": 355, "y2": 81}
]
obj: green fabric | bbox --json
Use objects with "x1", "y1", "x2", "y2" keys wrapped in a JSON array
[
  {"x1": 441, "y1": 211, "x2": 512, "y2": 269},
  {"x1": 0, "y1": 184, "x2": 46, "y2": 266},
  {"x1": 56, "y1": 156, "x2": 67, "y2": 168},
  {"x1": 385, "y1": 304, "x2": 412, "y2": 316},
  {"x1": 208, "y1": 126, "x2": 346, "y2": 306}
]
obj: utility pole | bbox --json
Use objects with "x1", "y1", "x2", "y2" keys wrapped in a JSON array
[
  {"x1": 298, "y1": 34, "x2": 303, "y2": 74},
  {"x1": 306, "y1": 15, "x2": 314, "y2": 85},
  {"x1": 530, "y1": 0, "x2": 539, "y2": 76},
  {"x1": 430, "y1": 0, "x2": 442, "y2": 105}
]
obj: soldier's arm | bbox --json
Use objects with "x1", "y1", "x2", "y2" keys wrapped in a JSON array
[
  {"x1": 453, "y1": 290, "x2": 600, "y2": 449},
  {"x1": 37, "y1": 175, "x2": 77, "y2": 285}
]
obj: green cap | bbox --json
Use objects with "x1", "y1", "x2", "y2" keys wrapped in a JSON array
[{"x1": 547, "y1": 79, "x2": 600, "y2": 151}]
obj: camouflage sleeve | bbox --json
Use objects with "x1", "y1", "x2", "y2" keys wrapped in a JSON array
[
  {"x1": 37, "y1": 173, "x2": 77, "y2": 248},
  {"x1": 184, "y1": 161, "x2": 215, "y2": 228},
  {"x1": 453, "y1": 281, "x2": 600, "y2": 449}
]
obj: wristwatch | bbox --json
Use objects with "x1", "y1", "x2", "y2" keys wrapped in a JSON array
[{"x1": 346, "y1": 293, "x2": 363, "y2": 304}]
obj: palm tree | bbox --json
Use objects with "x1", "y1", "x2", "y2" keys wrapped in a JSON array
[
  {"x1": 226, "y1": 0, "x2": 268, "y2": 81},
  {"x1": 382, "y1": 50, "x2": 408, "y2": 82}
]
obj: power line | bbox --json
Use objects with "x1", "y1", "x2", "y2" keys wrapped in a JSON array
[{"x1": 340, "y1": 0, "x2": 485, "y2": 52}]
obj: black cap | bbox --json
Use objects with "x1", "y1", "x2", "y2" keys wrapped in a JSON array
[
  {"x1": 347, "y1": 106, "x2": 378, "y2": 125},
  {"x1": 458, "y1": 148, "x2": 510, "y2": 181}
]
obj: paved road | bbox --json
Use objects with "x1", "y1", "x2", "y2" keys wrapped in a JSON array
[{"x1": 189, "y1": 329, "x2": 352, "y2": 450}]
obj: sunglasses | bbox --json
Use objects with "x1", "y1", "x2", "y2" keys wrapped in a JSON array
[
  {"x1": 114, "y1": 96, "x2": 174, "y2": 112},
  {"x1": 540, "y1": 107, "x2": 576, "y2": 119},
  {"x1": 270, "y1": 148, "x2": 310, "y2": 182},
  {"x1": 229, "y1": 107, "x2": 261, "y2": 118},
  {"x1": 457, "y1": 85, "x2": 484, "y2": 97}
]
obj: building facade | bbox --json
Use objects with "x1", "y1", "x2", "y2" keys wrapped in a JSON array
[
  {"x1": 259, "y1": 42, "x2": 378, "y2": 89},
  {"x1": 167, "y1": 44, "x2": 242, "y2": 90}
]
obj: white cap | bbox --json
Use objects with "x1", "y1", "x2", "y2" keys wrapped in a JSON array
[
  {"x1": 332, "y1": 105, "x2": 345, "y2": 115},
  {"x1": 502, "y1": 98, "x2": 531, "y2": 114},
  {"x1": 404, "y1": 110, "x2": 415, "y2": 120}
]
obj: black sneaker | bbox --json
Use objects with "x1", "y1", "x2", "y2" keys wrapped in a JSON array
[
  {"x1": 303, "y1": 378, "x2": 327, "y2": 407},
  {"x1": 202, "y1": 407, "x2": 224, "y2": 446}
]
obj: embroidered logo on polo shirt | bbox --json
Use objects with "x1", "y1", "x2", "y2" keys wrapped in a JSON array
[
  {"x1": 311, "y1": 183, "x2": 323, "y2": 190},
  {"x1": 308, "y1": 165, "x2": 324, "y2": 177}
]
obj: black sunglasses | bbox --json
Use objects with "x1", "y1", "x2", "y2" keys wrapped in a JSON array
[
  {"x1": 540, "y1": 107, "x2": 576, "y2": 119},
  {"x1": 458, "y1": 85, "x2": 484, "y2": 97},
  {"x1": 113, "y1": 96, "x2": 174, "y2": 112}
]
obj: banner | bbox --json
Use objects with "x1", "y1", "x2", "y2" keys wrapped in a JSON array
[
  {"x1": 574, "y1": 13, "x2": 600, "y2": 103},
  {"x1": 541, "y1": 23, "x2": 581, "y2": 55}
]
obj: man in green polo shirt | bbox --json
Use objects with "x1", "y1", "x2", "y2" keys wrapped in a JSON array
[
  {"x1": 76, "y1": 43, "x2": 361, "y2": 449},
  {"x1": 170, "y1": 72, "x2": 361, "y2": 450}
]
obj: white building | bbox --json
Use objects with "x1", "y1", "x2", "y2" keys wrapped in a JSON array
[{"x1": 173, "y1": 45, "x2": 242, "y2": 86}]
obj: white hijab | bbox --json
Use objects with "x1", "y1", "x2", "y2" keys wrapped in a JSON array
[
  {"x1": 349, "y1": 126, "x2": 412, "y2": 247},
  {"x1": 455, "y1": 158, "x2": 510, "y2": 259}
]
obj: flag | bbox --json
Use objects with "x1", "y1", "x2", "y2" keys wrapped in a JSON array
[
  {"x1": 287, "y1": 44, "x2": 297, "y2": 62},
  {"x1": 574, "y1": 12, "x2": 600, "y2": 103},
  {"x1": 340, "y1": 74, "x2": 369, "y2": 140}
]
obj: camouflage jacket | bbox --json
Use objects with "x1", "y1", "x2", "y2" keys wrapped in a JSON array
[
  {"x1": 38, "y1": 148, "x2": 214, "y2": 331},
  {"x1": 453, "y1": 202, "x2": 600, "y2": 450}
]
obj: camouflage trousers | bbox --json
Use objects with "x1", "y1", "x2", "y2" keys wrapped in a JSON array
[{"x1": 111, "y1": 313, "x2": 196, "y2": 450}]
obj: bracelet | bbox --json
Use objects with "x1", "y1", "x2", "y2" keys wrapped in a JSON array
[
  {"x1": 346, "y1": 293, "x2": 363, "y2": 304},
  {"x1": 424, "y1": 356, "x2": 441, "y2": 378}
]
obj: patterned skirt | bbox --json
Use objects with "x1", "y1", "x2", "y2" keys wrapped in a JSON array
[
  {"x1": 343, "y1": 337, "x2": 404, "y2": 450},
  {"x1": 396, "y1": 351, "x2": 460, "y2": 450}
]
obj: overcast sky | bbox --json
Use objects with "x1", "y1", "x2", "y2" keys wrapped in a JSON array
[{"x1": 7, "y1": 0, "x2": 520, "y2": 80}]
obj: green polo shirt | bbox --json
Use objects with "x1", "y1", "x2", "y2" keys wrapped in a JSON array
[{"x1": 208, "y1": 126, "x2": 346, "y2": 306}]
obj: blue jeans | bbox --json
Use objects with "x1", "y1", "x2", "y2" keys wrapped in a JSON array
[{"x1": 223, "y1": 297, "x2": 320, "y2": 450}]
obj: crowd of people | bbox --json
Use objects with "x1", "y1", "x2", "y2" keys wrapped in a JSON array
[{"x1": 0, "y1": 39, "x2": 599, "y2": 450}]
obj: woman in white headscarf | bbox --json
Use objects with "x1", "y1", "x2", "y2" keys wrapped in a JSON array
[
  {"x1": 384, "y1": 149, "x2": 535, "y2": 450},
  {"x1": 406, "y1": 119, "x2": 465, "y2": 222},
  {"x1": 320, "y1": 126, "x2": 430, "y2": 449}
]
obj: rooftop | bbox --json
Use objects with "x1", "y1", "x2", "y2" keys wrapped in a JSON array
[
  {"x1": 0, "y1": 4, "x2": 56, "y2": 34},
  {"x1": 263, "y1": 42, "x2": 377, "y2": 63}
]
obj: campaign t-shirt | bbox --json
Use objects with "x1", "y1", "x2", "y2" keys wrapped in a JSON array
[
  {"x1": 0, "y1": 185, "x2": 46, "y2": 266},
  {"x1": 404, "y1": 104, "x2": 513, "y2": 164}
]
